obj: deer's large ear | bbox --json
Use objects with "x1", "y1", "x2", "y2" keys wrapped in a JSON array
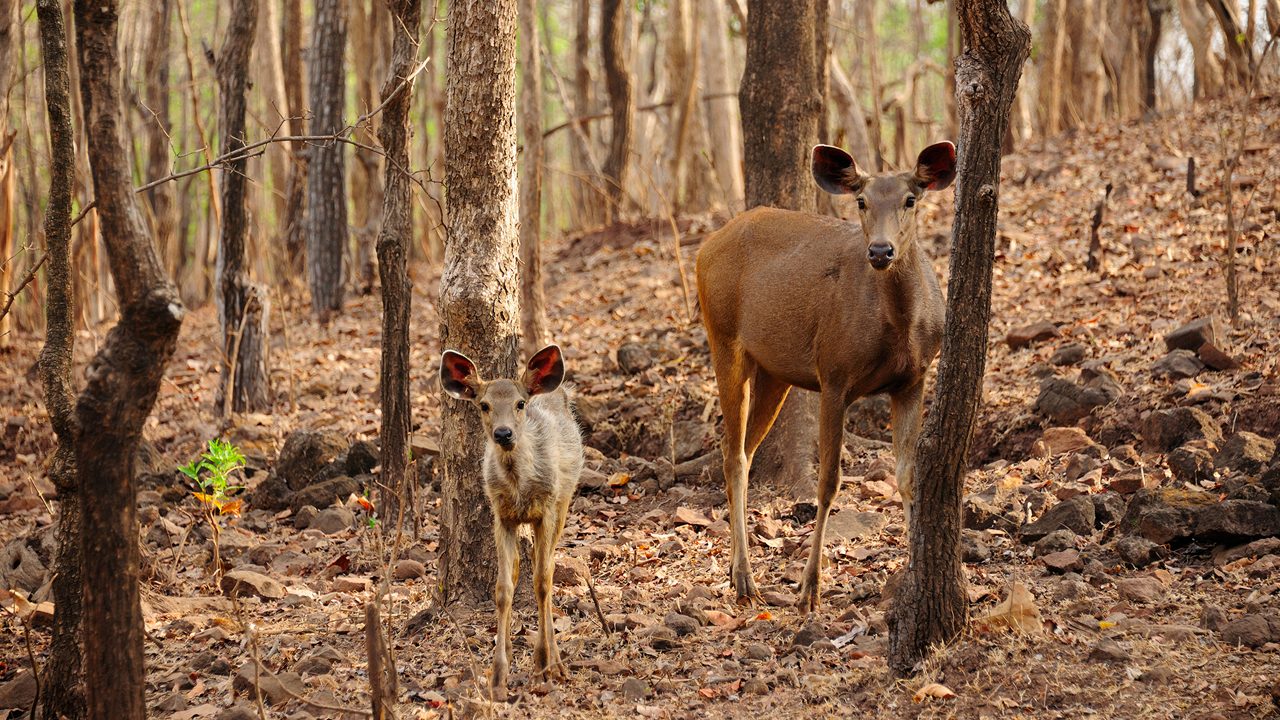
[
  {"x1": 440, "y1": 350, "x2": 482, "y2": 400},
  {"x1": 811, "y1": 144, "x2": 868, "y2": 195},
  {"x1": 523, "y1": 345, "x2": 565, "y2": 396},
  {"x1": 912, "y1": 141, "x2": 956, "y2": 191}
]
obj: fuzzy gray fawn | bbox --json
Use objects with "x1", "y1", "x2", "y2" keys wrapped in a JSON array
[
  {"x1": 696, "y1": 142, "x2": 956, "y2": 612},
  {"x1": 440, "y1": 344, "x2": 584, "y2": 698}
]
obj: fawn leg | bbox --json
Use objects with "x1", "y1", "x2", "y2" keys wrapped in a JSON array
[
  {"x1": 532, "y1": 510, "x2": 566, "y2": 680},
  {"x1": 891, "y1": 381, "x2": 925, "y2": 548},
  {"x1": 490, "y1": 521, "x2": 519, "y2": 699},
  {"x1": 797, "y1": 393, "x2": 846, "y2": 614}
]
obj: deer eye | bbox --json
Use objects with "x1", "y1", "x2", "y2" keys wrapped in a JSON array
[
  {"x1": 856, "y1": 197, "x2": 867, "y2": 210},
  {"x1": 904, "y1": 196, "x2": 916, "y2": 209},
  {"x1": 479, "y1": 402, "x2": 490, "y2": 412},
  {"x1": 516, "y1": 400, "x2": 526, "y2": 410}
]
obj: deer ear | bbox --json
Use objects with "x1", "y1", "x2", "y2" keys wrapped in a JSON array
[
  {"x1": 913, "y1": 141, "x2": 956, "y2": 191},
  {"x1": 812, "y1": 145, "x2": 867, "y2": 195},
  {"x1": 523, "y1": 345, "x2": 565, "y2": 396},
  {"x1": 440, "y1": 350, "x2": 482, "y2": 400}
]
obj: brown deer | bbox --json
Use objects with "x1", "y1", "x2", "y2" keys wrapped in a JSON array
[
  {"x1": 439, "y1": 344, "x2": 584, "y2": 698},
  {"x1": 695, "y1": 142, "x2": 956, "y2": 612}
]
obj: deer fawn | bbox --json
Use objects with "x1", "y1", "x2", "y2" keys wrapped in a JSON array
[
  {"x1": 439, "y1": 344, "x2": 584, "y2": 698},
  {"x1": 696, "y1": 142, "x2": 956, "y2": 612}
]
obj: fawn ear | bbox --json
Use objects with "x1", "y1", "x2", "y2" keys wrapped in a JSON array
[
  {"x1": 440, "y1": 350, "x2": 482, "y2": 400},
  {"x1": 812, "y1": 145, "x2": 868, "y2": 195},
  {"x1": 523, "y1": 345, "x2": 565, "y2": 396},
  {"x1": 913, "y1": 141, "x2": 956, "y2": 191}
]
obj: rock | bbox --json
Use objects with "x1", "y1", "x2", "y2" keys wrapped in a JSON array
[
  {"x1": 332, "y1": 575, "x2": 373, "y2": 593},
  {"x1": 962, "y1": 530, "x2": 990, "y2": 563},
  {"x1": 1105, "y1": 470, "x2": 1157, "y2": 495},
  {"x1": 249, "y1": 474, "x2": 292, "y2": 512},
  {"x1": 616, "y1": 343, "x2": 654, "y2": 374},
  {"x1": 1116, "y1": 577, "x2": 1165, "y2": 604},
  {"x1": 344, "y1": 440, "x2": 379, "y2": 476},
  {"x1": 393, "y1": 559, "x2": 426, "y2": 580},
  {"x1": 0, "y1": 538, "x2": 47, "y2": 593},
  {"x1": 1064, "y1": 454, "x2": 1102, "y2": 483},
  {"x1": 1051, "y1": 577, "x2": 1091, "y2": 600},
  {"x1": 1116, "y1": 536, "x2": 1163, "y2": 567},
  {"x1": 1141, "y1": 407, "x2": 1222, "y2": 453},
  {"x1": 1164, "y1": 317, "x2": 1218, "y2": 353},
  {"x1": 215, "y1": 707, "x2": 260, "y2": 720},
  {"x1": 1196, "y1": 341, "x2": 1240, "y2": 371},
  {"x1": 667, "y1": 420, "x2": 706, "y2": 463},
  {"x1": 1200, "y1": 605, "x2": 1229, "y2": 632},
  {"x1": 234, "y1": 662, "x2": 306, "y2": 705},
  {"x1": 1034, "y1": 529, "x2": 1078, "y2": 556},
  {"x1": 1088, "y1": 638, "x2": 1130, "y2": 663},
  {"x1": 1215, "y1": 432, "x2": 1276, "y2": 476},
  {"x1": 664, "y1": 612, "x2": 700, "y2": 636},
  {"x1": 553, "y1": 556, "x2": 590, "y2": 587},
  {"x1": 1021, "y1": 496, "x2": 1095, "y2": 542},
  {"x1": 1168, "y1": 444, "x2": 1216, "y2": 484},
  {"x1": 294, "y1": 646, "x2": 342, "y2": 676},
  {"x1": 289, "y1": 475, "x2": 361, "y2": 513},
  {"x1": 1050, "y1": 343, "x2": 1088, "y2": 366},
  {"x1": 1119, "y1": 488, "x2": 1216, "y2": 544},
  {"x1": 1219, "y1": 614, "x2": 1280, "y2": 648},
  {"x1": 0, "y1": 670, "x2": 37, "y2": 710},
  {"x1": 1194, "y1": 500, "x2": 1280, "y2": 540},
  {"x1": 744, "y1": 643, "x2": 773, "y2": 661},
  {"x1": 791, "y1": 624, "x2": 827, "y2": 647},
  {"x1": 1034, "y1": 375, "x2": 1119, "y2": 424},
  {"x1": 294, "y1": 505, "x2": 319, "y2": 530},
  {"x1": 1151, "y1": 349, "x2": 1204, "y2": 379},
  {"x1": 276, "y1": 430, "x2": 347, "y2": 491},
  {"x1": 963, "y1": 493, "x2": 1016, "y2": 533},
  {"x1": 639, "y1": 625, "x2": 678, "y2": 650},
  {"x1": 1265, "y1": 462, "x2": 1280, "y2": 506},
  {"x1": 310, "y1": 506, "x2": 355, "y2": 535},
  {"x1": 827, "y1": 510, "x2": 887, "y2": 541},
  {"x1": 1090, "y1": 492, "x2": 1127, "y2": 526},
  {"x1": 221, "y1": 570, "x2": 286, "y2": 600},
  {"x1": 155, "y1": 691, "x2": 187, "y2": 713},
  {"x1": 1041, "y1": 549, "x2": 1083, "y2": 573},
  {"x1": 1214, "y1": 538, "x2": 1280, "y2": 565},
  {"x1": 620, "y1": 677, "x2": 651, "y2": 700},
  {"x1": 673, "y1": 506, "x2": 713, "y2": 528},
  {"x1": 742, "y1": 677, "x2": 769, "y2": 695},
  {"x1": 1006, "y1": 321, "x2": 1059, "y2": 349},
  {"x1": 1033, "y1": 427, "x2": 1097, "y2": 457}
]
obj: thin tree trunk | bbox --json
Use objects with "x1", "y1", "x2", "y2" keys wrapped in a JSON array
[
  {"x1": 439, "y1": 0, "x2": 520, "y2": 605},
  {"x1": 351, "y1": 0, "x2": 387, "y2": 295},
  {"x1": 571, "y1": 0, "x2": 600, "y2": 226},
  {"x1": 699, "y1": 0, "x2": 743, "y2": 212},
  {"x1": 1208, "y1": 0, "x2": 1255, "y2": 88},
  {"x1": 601, "y1": 0, "x2": 633, "y2": 221},
  {"x1": 519, "y1": 0, "x2": 548, "y2": 351},
  {"x1": 1142, "y1": 0, "x2": 1167, "y2": 112},
  {"x1": 828, "y1": 54, "x2": 874, "y2": 170},
  {"x1": 35, "y1": 1, "x2": 84, "y2": 715},
  {"x1": 73, "y1": 1, "x2": 187, "y2": 716},
  {"x1": 0, "y1": 0, "x2": 14, "y2": 349},
  {"x1": 860, "y1": 0, "x2": 885, "y2": 170},
  {"x1": 254, "y1": 0, "x2": 291, "y2": 242},
  {"x1": 142, "y1": 0, "x2": 178, "y2": 281},
  {"x1": 307, "y1": 0, "x2": 348, "y2": 320},
  {"x1": 282, "y1": 0, "x2": 307, "y2": 278},
  {"x1": 888, "y1": 0, "x2": 1030, "y2": 676},
  {"x1": 217, "y1": 0, "x2": 269, "y2": 414},
  {"x1": 377, "y1": 0, "x2": 421, "y2": 527}
]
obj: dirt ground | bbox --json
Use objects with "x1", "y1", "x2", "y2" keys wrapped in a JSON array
[{"x1": 2, "y1": 96, "x2": 1279, "y2": 719}]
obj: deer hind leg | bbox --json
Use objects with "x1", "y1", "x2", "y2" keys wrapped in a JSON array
[
  {"x1": 745, "y1": 368, "x2": 791, "y2": 462},
  {"x1": 890, "y1": 380, "x2": 925, "y2": 547},
  {"x1": 709, "y1": 340, "x2": 760, "y2": 604},
  {"x1": 532, "y1": 498, "x2": 570, "y2": 681},
  {"x1": 490, "y1": 521, "x2": 520, "y2": 699},
  {"x1": 797, "y1": 392, "x2": 847, "y2": 614}
]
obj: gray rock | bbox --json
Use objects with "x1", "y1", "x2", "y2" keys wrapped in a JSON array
[
  {"x1": 827, "y1": 510, "x2": 888, "y2": 541},
  {"x1": 221, "y1": 570, "x2": 285, "y2": 600},
  {"x1": 1164, "y1": 317, "x2": 1218, "y2": 352},
  {"x1": 743, "y1": 677, "x2": 770, "y2": 695},
  {"x1": 1034, "y1": 528, "x2": 1078, "y2": 556},
  {"x1": 1200, "y1": 604, "x2": 1229, "y2": 632},
  {"x1": 1006, "y1": 321, "x2": 1059, "y2": 349},
  {"x1": 289, "y1": 475, "x2": 361, "y2": 513},
  {"x1": 1215, "y1": 432, "x2": 1276, "y2": 477},
  {"x1": 1050, "y1": 343, "x2": 1088, "y2": 366},
  {"x1": 1116, "y1": 536, "x2": 1163, "y2": 567},
  {"x1": 345, "y1": 440, "x2": 379, "y2": 476},
  {"x1": 1168, "y1": 444, "x2": 1216, "y2": 484},
  {"x1": 963, "y1": 493, "x2": 1017, "y2": 533},
  {"x1": 1194, "y1": 500, "x2": 1280, "y2": 540},
  {"x1": 1041, "y1": 549, "x2": 1083, "y2": 574},
  {"x1": 311, "y1": 506, "x2": 356, "y2": 535},
  {"x1": 0, "y1": 538, "x2": 47, "y2": 593},
  {"x1": 1219, "y1": 614, "x2": 1280, "y2": 648},
  {"x1": 620, "y1": 677, "x2": 651, "y2": 700},
  {"x1": 962, "y1": 530, "x2": 991, "y2": 563},
  {"x1": 1091, "y1": 492, "x2": 1128, "y2": 526},
  {"x1": 1034, "y1": 374, "x2": 1121, "y2": 424},
  {"x1": 670, "y1": 420, "x2": 706, "y2": 463},
  {"x1": 664, "y1": 611, "x2": 700, "y2": 636},
  {"x1": 294, "y1": 505, "x2": 319, "y2": 529},
  {"x1": 744, "y1": 643, "x2": 773, "y2": 661},
  {"x1": 1119, "y1": 489, "x2": 1216, "y2": 544},
  {"x1": 1116, "y1": 577, "x2": 1165, "y2": 604},
  {"x1": 1088, "y1": 638, "x2": 1130, "y2": 663},
  {"x1": 394, "y1": 559, "x2": 426, "y2": 580},
  {"x1": 616, "y1": 343, "x2": 654, "y2": 374},
  {"x1": 0, "y1": 670, "x2": 36, "y2": 710},
  {"x1": 276, "y1": 430, "x2": 347, "y2": 491},
  {"x1": 234, "y1": 662, "x2": 306, "y2": 705},
  {"x1": 1141, "y1": 407, "x2": 1223, "y2": 453},
  {"x1": 1151, "y1": 349, "x2": 1204, "y2": 379},
  {"x1": 1021, "y1": 496, "x2": 1095, "y2": 542}
]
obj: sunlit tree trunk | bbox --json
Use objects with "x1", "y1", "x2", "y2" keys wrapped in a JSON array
[
  {"x1": 601, "y1": 0, "x2": 633, "y2": 221},
  {"x1": 519, "y1": 0, "x2": 548, "y2": 351},
  {"x1": 1178, "y1": 0, "x2": 1224, "y2": 99},
  {"x1": 306, "y1": 0, "x2": 348, "y2": 320},
  {"x1": 281, "y1": 0, "x2": 307, "y2": 278},
  {"x1": 699, "y1": 0, "x2": 743, "y2": 212},
  {"x1": 0, "y1": 0, "x2": 14, "y2": 349}
]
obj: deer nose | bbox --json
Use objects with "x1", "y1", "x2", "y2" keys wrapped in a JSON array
[
  {"x1": 868, "y1": 242, "x2": 895, "y2": 269},
  {"x1": 493, "y1": 427, "x2": 514, "y2": 446}
]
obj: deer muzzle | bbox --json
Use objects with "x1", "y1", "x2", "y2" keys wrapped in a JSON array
[{"x1": 867, "y1": 241, "x2": 895, "y2": 270}]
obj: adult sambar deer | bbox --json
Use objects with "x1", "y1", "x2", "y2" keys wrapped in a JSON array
[{"x1": 696, "y1": 141, "x2": 955, "y2": 612}]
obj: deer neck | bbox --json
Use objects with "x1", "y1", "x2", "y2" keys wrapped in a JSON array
[{"x1": 871, "y1": 228, "x2": 929, "y2": 336}]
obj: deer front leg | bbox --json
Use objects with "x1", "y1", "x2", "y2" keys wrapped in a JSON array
[
  {"x1": 532, "y1": 507, "x2": 568, "y2": 682},
  {"x1": 890, "y1": 381, "x2": 925, "y2": 548},
  {"x1": 797, "y1": 393, "x2": 847, "y2": 614},
  {"x1": 490, "y1": 521, "x2": 519, "y2": 700}
]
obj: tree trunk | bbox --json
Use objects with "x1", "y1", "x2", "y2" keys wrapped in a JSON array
[
  {"x1": 1142, "y1": 0, "x2": 1167, "y2": 112},
  {"x1": 1074, "y1": 0, "x2": 1106, "y2": 125},
  {"x1": 307, "y1": 0, "x2": 348, "y2": 320},
  {"x1": 282, "y1": 0, "x2": 307, "y2": 277},
  {"x1": 699, "y1": 0, "x2": 743, "y2": 212},
  {"x1": 519, "y1": 0, "x2": 548, "y2": 351},
  {"x1": 439, "y1": 0, "x2": 519, "y2": 605},
  {"x1": 1178, "y1": 0, "x2": 1224, "y2": 99},
  {"x1": 828, "y1": 55, "x2": 874, "y2": 170},
  {"x1": 601, "y1": 0, "x2": 633, "y2": 221},
  {"x1": 73, "y1": 1, "x2": 187, "y2": 716},
  {"x1": 888, "y1": 0, "x2": 1029, "y2": 676},
  {"x1": 216, "y1": 0, "x2": 269, "y2": 415},
  {"x1": 0, "y1": 0, "x2": 13, "y2": 350},
  {"x1": 351, "y1": 0, "x2": 387, "y2": 295},
  {"x1": 1208, "y1": 0, "x2": 1256, "y2": 88},
  {"x1": 142, "y1": 0, "x2": 179, "y2": 281},
  {"x1": 572, "y1": 0, "x2": 602, "y2": 226},
  {"x1": 740, "y1": 0, "x2": 822, "y2": 491},
  {"x1": 36, "y1": 1, "x2": 84, "y2": 716},
  {"x1": 254, "y1": 0, "x2": 292, "y2": 240}
]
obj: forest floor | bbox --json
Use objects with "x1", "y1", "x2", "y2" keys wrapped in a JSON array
[{"x1": 2, "y1": 96, "x2": 1280, "y2": 720}]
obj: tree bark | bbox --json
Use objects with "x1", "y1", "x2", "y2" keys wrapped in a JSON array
[
  {"x1": 0, "y1": 0, "x2": 14, "y2": 349},
  {"x1": 1207, "y1": 0, "x2": 1255, "y2": 88},
  {"x1": 73, "y1": 0, "x2": 187, "y2": 716},
  {"x1": 1178, "y1": 0, "x2": 1224, "y2": 99},
  {"x1": 306, "y1": 0, "x2": 348, "y2": 320},
  {"x1": 439, "y1": 0, "x2": 520, "y2": 605},
  {"x1": 377, "y1": 0, "x2": 421, "y2": 527},
  {"x1": 699, "y1": 0, "x2": 743, "y2": 212},
  {"x1": 828, "y1": 54, "x2": 874, "y2": 170},
  {"x1": 351, "y1": 0, "x2": 388, "y2": 295},
  {"x1": 1142, "y1": 0, "x2": 1167, "y2": 112},
  {"x1": 519, "y1": 0, "x2": 548, "y2": 351},
  {"x1": 571, "y1": 0, "x2": 601, "y2": 226},
  {"x1": 217, "y1": 0, "x2": 270, "y2": 415},
  {"x1": 740, "y1": 0, "x2": 822, "y2": 491},
  {"x1": 282, "y1": 0, "x2": 307, "y2": 277},
  {"x1": 888, "y1": 0, "x2": 1029, "y2": 676},
  {"x1": 142, "y1": 0, "x2": 179, "y2": 281},
  {"x1": 36, "y1": 1, "x2": 84, "y2": 716},
  {"x1": 601, "y1": 0, "x2": 633, "y2": 221}
]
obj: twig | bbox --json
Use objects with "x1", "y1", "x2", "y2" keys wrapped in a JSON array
[
  {"x1": 436, "y1": 597, "x2": 495, "y2": 716},
  {"x1": 0, "y1": 251, "x2": 47, "y2": 324},
  {"x1": 585, "y1": 566, "x2": 612, "y2": 639}
]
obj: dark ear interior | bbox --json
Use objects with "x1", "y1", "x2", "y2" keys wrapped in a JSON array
[
  {"x1": 524, "y1": 345, "x2": 565, "y2": 396},
  {"x1": 913, "y1": 141, "x2": 956, "y2": 191},
  {"x1": 440, "y1": 350, "x2": 481, "y2": 400},
  {"x1": 811, "y1": 145, "x2": 865, "y2": 195}
]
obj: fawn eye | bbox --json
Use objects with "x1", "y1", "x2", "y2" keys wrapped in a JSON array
[
  {"x1": 516, "y1": 400, "x2": 526, "y2": 410},
  {"x1": 479, "y1": 402, "x2": 490, "y2": 412},
  {"x1": 904, "y1": 196, "x2": 916, "y2": 209},
  {"x1": 856, "y1": 197, "x2": 867, "y2": 210}
]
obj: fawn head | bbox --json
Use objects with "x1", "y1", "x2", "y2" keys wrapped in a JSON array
[
  {"x1": 811, "y1": 141, "x2": 956, "y2": 271},
  {"x1": 440, "y1": 345, "x2": 566, "y2": 451}
]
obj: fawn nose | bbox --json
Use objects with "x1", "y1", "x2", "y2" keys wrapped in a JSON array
[
  {"x1": 493, "y1": 427, "x2": 514, "y2": 447},
  {"x1": 867, "y1": 242, "x2": 895, "y2": 269}
]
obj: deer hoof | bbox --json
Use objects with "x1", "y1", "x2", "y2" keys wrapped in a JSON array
[
  {"x1": 488, "y1": 676, "x2": 509, "y2": 702},
  {"x1": 731, "y1": 573, "x2": 762, "y2": 606},
  {"x1": 796, "y1": 581, "x2": 821, "y2": 615}
]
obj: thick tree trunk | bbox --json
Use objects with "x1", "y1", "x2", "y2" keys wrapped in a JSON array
[
  {"x1": 216, "y1": 0, "x2": 269, "y2": 415},
  {"x1": 73, "y1": 1, "x2": 186, "y2": 716},
  {"x1": 888, "y1": 0, "x2": 1029, "y2": 676},
  {"x1": 740, "y1": 0, "x2": 822, "y2": 491},
  {"x1": 377, "y1": 0, "x2": 421, "y2": 527},
  {"x1": 36, "y1": 2, "x2": 84, "y2": 716},
  {"x1": 1178, "y1": 0, "x2": 1224, "y2": 99},
  {"x1": 601, "y1": 0, "x2": 633, "y2": 221},
  {"x1": 699, "y1": 0, "x2": 743, "y2": 212},
  {"x1": 439, "y1": 0, "x2": 519, "y2": 605},
  {"x1": 282, "y1": 0, "x2": 307, "y2": 277},
  {"x1": 306, "y1": 0, "x2": 348, "y2": 320},
  {"x1": 519, "y1": 0, "x2": 548, "y2": 351}
]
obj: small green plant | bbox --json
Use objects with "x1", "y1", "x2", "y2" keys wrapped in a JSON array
[{"x1": 178, "y1": 439, "x2": 246, "y2": 582}]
